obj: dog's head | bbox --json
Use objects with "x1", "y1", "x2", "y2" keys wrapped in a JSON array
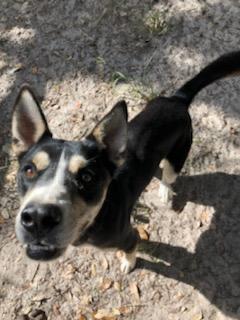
[{"x1": 12, "y1": 86, "x2": 128, "y2": 261}]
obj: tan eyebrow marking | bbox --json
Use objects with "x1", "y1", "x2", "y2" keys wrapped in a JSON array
[
  {"x1": 32, "y1": 151, "x2": 50, "y2": 171},
  {"x1": 68, "y1": 155, "x2": 87, "y2": 174}
]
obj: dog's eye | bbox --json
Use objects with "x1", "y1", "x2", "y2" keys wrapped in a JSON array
[
  {"x1": 81, "y1": 173, "x2": 92, "y2": 183},
  {"x1": 23, "y1": 164, "x2": 37, "y2": 179}
]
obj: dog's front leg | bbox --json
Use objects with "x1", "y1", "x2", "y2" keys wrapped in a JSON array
[
  {"x1": 158, "y1": 159, "x2": 177, "y2": 204},
  {"x1": 117, "y1": 228, "x2": 139, "y2": 274}
]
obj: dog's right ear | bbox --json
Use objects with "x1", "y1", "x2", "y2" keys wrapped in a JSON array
[
  {"x1": 12, "y1": 86, "x2": 52, "y2": 157},
  {"x1": 88, "y1": 100, "x2": 128, "y2": 167}
]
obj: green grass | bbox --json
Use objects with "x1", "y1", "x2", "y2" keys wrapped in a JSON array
[
  {"x1": 130, "y1": 82, "x2": 159, "y2": 102},
  {"x1": 144, "y1": 8, "x2": 169, "y2": 36}
]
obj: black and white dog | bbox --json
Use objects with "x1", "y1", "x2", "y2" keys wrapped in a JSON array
[{"x1": 12, "y1": 51, "x2": 240, "y2": 272}]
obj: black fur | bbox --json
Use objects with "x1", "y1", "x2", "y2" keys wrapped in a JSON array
[{"x1": 75, "y1": 51, "x2": 240, "y2": 252}]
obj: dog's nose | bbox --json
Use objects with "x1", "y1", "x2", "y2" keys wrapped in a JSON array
[{"x1": 21, "y1": 204, "x2": 62, "y2": 234}]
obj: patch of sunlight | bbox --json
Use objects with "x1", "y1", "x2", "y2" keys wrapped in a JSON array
[{"x1": 5, "y1": 27, "x2": 35, "y2": 44}]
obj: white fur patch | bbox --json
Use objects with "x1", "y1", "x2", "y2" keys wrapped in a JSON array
[
  {"x1": 119, "y1": 248, "x2": 137, "y2": 274},
  {"x1": 160, "y1": 159, "x2": 178, "y2": 185},
  {"x1": 159, "y1": 159, "x2": 177, "y2": 203},
  {"x1": 158, "y1": 182, "x2": 173, "y2": 204}
]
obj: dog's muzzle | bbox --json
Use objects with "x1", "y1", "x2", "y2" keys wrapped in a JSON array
[
  {"x1": 20, "y1": 203, "x2": 64, "y2": 260},
  {"x1": 21, "y1": 203, "x2": 62, "y2": 233}
]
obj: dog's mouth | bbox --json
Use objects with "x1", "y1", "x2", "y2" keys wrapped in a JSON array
[{"x1": 26, "y1": 243, "x2": 65, "y2": 261}]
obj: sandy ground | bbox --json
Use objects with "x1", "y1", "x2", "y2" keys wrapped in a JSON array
[{"x1": 0, "y1": 0, "x2": 240, "y2": 319}]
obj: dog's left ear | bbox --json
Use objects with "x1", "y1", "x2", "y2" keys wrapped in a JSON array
[
  {"x1": 12, "y1": 86, "x2": 52, "y2": 157},
  {"x1": 90, "y1": 100, "x2": 128, "y2": 166}
]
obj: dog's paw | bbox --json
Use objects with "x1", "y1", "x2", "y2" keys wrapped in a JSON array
[
  {"x1": 120, "y1": 257, "x2": 136, "y2": 274},
  {"x1": 118, "y1": 250, "x2": 137, "y2": 274}
]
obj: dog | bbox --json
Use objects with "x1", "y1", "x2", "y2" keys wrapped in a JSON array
[{"x1": 12, "y1": 51, "x2": 240, "y2": 273}]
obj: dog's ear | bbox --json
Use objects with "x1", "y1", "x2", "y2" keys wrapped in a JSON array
[
  {"x1": 12, "y1": 86, "x2": 52, "y2": 157},
  {"x1": 90, "y1": 100, "x2": 128, "y2": 166}
]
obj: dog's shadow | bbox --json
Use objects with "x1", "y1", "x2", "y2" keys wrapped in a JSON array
[{"x1": 138, "y1": 172, "x2": 240, "y2": 318}]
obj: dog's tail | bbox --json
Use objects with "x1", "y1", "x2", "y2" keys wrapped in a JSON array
[{"x1": 174, "y1": 51, "x2": 240, "y2": 105}]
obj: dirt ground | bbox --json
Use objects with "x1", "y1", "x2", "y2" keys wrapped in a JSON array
[{"x1": 1, "y1": 0, "x2": 240, "y2": 319}]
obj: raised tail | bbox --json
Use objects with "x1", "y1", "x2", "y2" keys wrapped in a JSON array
[{"x1": 174, "y1": 51, "x2": 240, "y2": 105}]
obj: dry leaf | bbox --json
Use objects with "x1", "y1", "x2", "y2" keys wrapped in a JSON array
[
  {"x1": 139, "y1": 270, "x2": 148, "y2": 278},
  {"x1": 230, "y1": 127, "x2": 238, "y2": 135},
  {"x1": 93, "y1": 308, "x2": 120, "y2": 319},
  {"x1": 78, "y1": 315, "x2": 87, "y2": 320},
  {"x1": 100, "y1": 277, "x2": 113, "y2": 292},
  {"x1": 192, "y1": 313, "x2": 203, "y2": 320},
  {"x1": 94, "y1": 317, "x2": 117, "y2": 320},
  {"x1": 75, "y1": 101, "x2": 82, "y2": 108},
  {"x1": 175, "y1": 292, "x2": 184, "y2": 301},
  {"x1": 5, "y1": 172, "x2": 15, "y2": 183},
  {"x1": 116, "y1": 250, "x2": 124, "y2": 259},
  {"x1": 113, "y1": 281, "x2": 121, "y2": 291},
  {"x1": 32, "y1": 293, "x2": 51, "y2": 302},
  {"x1": 136, "y1": 225, "x2": 149, "y2": 240},
  {"x1": 91, "y1": 263, "x2": 97, "y2": 277},
  {"x1": 118, "y1": 306, "x2": 132, "y2": 315},
  {"x1": 32, "y1": 66, "x2": 38, "y2": 74},
  {"x1": 0, "y1": 215, "x2": 4, "y2": 224},
  {"x1": 129, "y1": 282, "x2": 140, "y2": 303},
  {"x1": 52, "y1": 303, "x2": 60, "y2": 316},
  {"x1": 21, "y1": 306, "x2": 32, "y2": 314},
  {"x1": 63, "y1": 264, "x2": 76, "y2": 279},
  {"x1": 200, "y1": 210, "x2": 209, "y2": 224},
  {"x1": 101, "y1": 256, "x2": 109, "y2": 270},
  {"x1": 13, "y1": 63, "x2": 24, "y2": 72},
  {"x1": 81, "y1": 295, "x2": 92, "y2": 305}
]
